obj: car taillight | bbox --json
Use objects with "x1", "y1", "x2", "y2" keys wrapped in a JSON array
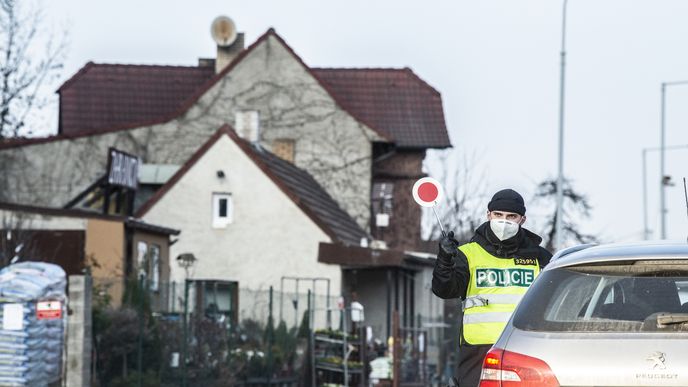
[{"x1": 478, "y1": 347, "x2": 560, "y2": 387}]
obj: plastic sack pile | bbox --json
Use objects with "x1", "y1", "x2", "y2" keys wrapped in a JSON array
[{"x1": 0, "y1": 262, "x2": 66, "y2": 387}]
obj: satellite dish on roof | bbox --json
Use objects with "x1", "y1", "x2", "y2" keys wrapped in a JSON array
[{"x1": 211, "y1": 16, "x2": 237, "y2": 47}]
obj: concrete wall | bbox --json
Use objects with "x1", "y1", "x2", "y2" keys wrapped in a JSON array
[
  {"x1": 66, "y1": 275, "x2": 92, "y2": 387},
  {"x1": 342, "y1": 266, "x2": 439, "y2": 341},
  {"x1": 142, "y1": 135, "x2": 342, "y2": 294},
  {"x1": 414, "y1": 266, "x2": 443, "y2": 368},
  {"x1": 343, "y1": 268, "x2": 391, "y2": 341},
  {"x1": 0, "y1": 34, "x2": 382, "y2": 230},
  {"x1": 414, "y1": 266, "x2": 442, "y2": 324}
]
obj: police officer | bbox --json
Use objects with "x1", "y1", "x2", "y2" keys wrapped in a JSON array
[{"x1": 432, "y1": 189, "x2": 552, "y2": 387}]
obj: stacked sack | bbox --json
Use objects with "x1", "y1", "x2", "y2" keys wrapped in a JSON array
[
  {"x1": 369, "y1": 356, "x2": 392, "y2": 381},
  {"x1": 0, "y1": 262, "x2": 66, "y2": 387}
]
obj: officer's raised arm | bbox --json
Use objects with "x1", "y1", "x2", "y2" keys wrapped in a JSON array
[{"x1": 432, "y1": 230, "x2": 469, "y2": 299}]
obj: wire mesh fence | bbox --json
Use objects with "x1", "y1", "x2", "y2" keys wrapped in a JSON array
[
  {"x1": 89, "y1": 277, "x2": 451, "y2": 386},
  {"x1": 91, "y1": 278, "x2": 329, "y2": 386}
]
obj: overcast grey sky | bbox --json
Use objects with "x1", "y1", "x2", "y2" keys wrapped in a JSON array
[{"x1": 38, "y1": 0, "x2": 688, "y2": 243}]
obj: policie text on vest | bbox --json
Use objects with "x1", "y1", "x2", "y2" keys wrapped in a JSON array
[{"x1": 475, "y1": 268, "x2": 535, "y2": 288}]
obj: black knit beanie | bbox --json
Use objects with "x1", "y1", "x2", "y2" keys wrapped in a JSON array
[{"x1": 487, "y1": 189, "x2": 526, "y2": 216}]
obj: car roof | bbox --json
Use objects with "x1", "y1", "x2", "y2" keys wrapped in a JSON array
[{"x1": 546, "y1": 240, "x2": 688, "y2": 270}]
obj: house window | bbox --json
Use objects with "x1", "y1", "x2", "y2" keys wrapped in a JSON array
[
  {"x1": 149, "y1": 244, "x2": 160, "y2": 291},
  {"x1": 371, "y1": 182, "x2": 394, "y2": 227},
  {"x1": 272, "y1": 139, "x2": 295, "y2": 163},
  {"x1": 234, "y1": 110, "x2": 260, "y2": 142},
  {"x1": 136, "y1": 241, "x2": 147, "y2": 277},
  {"x1": 212, "y1": 193, "x2": 233, "y2": 228}
]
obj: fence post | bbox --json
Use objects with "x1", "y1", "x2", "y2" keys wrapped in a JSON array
[
  {"x1": 342, "y1": 306, "x2": 348, "y2": 386},
  {"x1": 66, "y1": 274, "x2": 92, "y2": 387},
  {"x1": 182, "y1": 279, "x2": 190, "y2": 387},
  {"x1": 137, "y1": 275, "x2": 145, "y2": 387},
  {"x1": 392, "y1": 310, "x2": 400, "y2": 387},
  {"x1": 267, "y1": 286, "x2": 273, "y2": 386},
  {"x1": 171, "y1": 282, "x2": 176, "y2": 313},
  {"x1": 279, "y1": 278, "x2": 283, "y2": 324},
  {"x1": 326, "y1": 280, "x2": 331, "y2": 330},
  {"x1": 308, "y1": 289, "x2": 315, "y2": 387},
  {"x1": 295, "y1": 281, "x2": 299, "y2": 328}
]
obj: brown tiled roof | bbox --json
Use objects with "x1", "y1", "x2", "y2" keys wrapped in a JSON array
[
  {"x1": 313, "y1": 68, "x2": 450, "y2": 148},
  {"x1": 51, "y1": 29, "x2": 449, "y2": 149},
  {"x1": 136, "y1": 125, "x2": 368, "y2": 246},
  {"x1": 249, "y1": 142, "x2": 369, "y2": 246},
  {"x1": 58, "y1": 62, "x2": 215, "y2": 135},
  {"x1": 318, "y1": 242, "x2": 435, "y2": 269}
]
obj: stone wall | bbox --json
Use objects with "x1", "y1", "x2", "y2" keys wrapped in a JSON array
[{"x1": 66, "y1": 274, "x2": 92, "y2": 387}]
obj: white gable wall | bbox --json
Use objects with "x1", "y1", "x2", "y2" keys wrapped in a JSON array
[{"x1": 141, "y1": 135, "x2": 340, "y2": 294}]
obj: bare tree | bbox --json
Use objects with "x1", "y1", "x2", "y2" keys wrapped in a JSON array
[
  {"x1": 422, "y1": 149, "x2": 487, "y2": 243},
  {"x1": 0, "y1": 0, "x2": 66, "y2": 138},
  {"x1": 533, "y1": 177, "x2": 599, "y2": 252},
  {"x1": 0, "y1": 211, "x2": 39, "y2": 267}
]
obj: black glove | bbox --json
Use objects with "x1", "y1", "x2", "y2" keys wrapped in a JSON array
[{"x1": 437, "y1": 231, "x2": 459, "y2": 265}]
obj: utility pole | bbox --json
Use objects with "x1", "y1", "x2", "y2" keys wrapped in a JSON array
[
  {"x1": 555, "y1": 0, "x2": 569, "y2": 250},
  {"x1": 661, "y1": 82, "x2": 667, "y2": 239}
]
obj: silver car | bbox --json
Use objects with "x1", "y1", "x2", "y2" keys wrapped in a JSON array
[{"x1": 479, "y1": 241, "x2": 688, "y2": 387}]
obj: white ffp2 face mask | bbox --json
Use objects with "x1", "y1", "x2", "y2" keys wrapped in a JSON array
[{"x1": 490, "y1": 219, "x2": 520, "y2": 241}]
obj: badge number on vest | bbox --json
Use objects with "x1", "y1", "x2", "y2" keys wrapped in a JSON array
[
  {"x1": 514, "y1": 258, "x2": 537, "y2": 266},
  {"x1": 476, "y1": 268, "x2": 535, "y2": 288}
]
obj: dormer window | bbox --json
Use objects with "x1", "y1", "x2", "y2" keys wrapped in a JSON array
[{"x1": 372, "y1": 182, "x2": 394, "y2": 227}]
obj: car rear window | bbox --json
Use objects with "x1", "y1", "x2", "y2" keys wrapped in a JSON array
[{"x1": 512, "y1": 260, "x2": 688, "y2": 332}]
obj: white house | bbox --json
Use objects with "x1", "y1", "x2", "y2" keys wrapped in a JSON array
[{"x1": 134, "y1": 125, "x2": 367, "y2": 325}]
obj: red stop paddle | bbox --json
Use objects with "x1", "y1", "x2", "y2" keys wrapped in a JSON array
[{"x1": 412, "y1": 177, "x2": 446, "y2": 236}]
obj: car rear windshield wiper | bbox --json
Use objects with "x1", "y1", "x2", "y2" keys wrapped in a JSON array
[{"x1": 656, "y1": 313, "x2": 688, "y2": 327}]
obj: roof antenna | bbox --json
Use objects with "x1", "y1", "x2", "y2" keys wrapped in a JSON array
[{"x1": 683, "y1": 178, "x2": 688, "y2": 243}]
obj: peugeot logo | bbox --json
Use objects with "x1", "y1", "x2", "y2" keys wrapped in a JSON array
[{"x1": 646, "y1": 351, "x2": 666, "y2": 370}]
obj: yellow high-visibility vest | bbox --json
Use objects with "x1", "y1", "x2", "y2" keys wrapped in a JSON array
[{"x1": 459, "y1": 242, "x2": 540, "y2": 345}]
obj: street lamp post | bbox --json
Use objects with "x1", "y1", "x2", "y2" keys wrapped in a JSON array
[
  {"x1": 660, "y1": 81, "x2": 688, "y2": 239},
  {"x1": 555, "y1": 0, "x2": 569, "y2": 250},
  {"x1": 177, "y1": 253, "x2": 197, "y2": 387},
  {"x1": 643, "y1": 145, "x2": 688, "y2": 240}
]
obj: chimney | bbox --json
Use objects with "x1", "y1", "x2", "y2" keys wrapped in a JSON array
[
  {"x1": 215, "y1": 33, "x2": 244, "y2": 73},
  {"x1": 197, "y1": 58, "x2": 215, "y2": 68},
  {"x1": 210, "y1": 16, "x2": 244, "y2": 74}
]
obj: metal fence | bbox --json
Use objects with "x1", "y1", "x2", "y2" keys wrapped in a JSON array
[
  {"x1": 90, "y1": 277, "x2": 454, "y2": 386},
  {"x1": 91, "y1": 278, "x2": 329, "y2": 386}
]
